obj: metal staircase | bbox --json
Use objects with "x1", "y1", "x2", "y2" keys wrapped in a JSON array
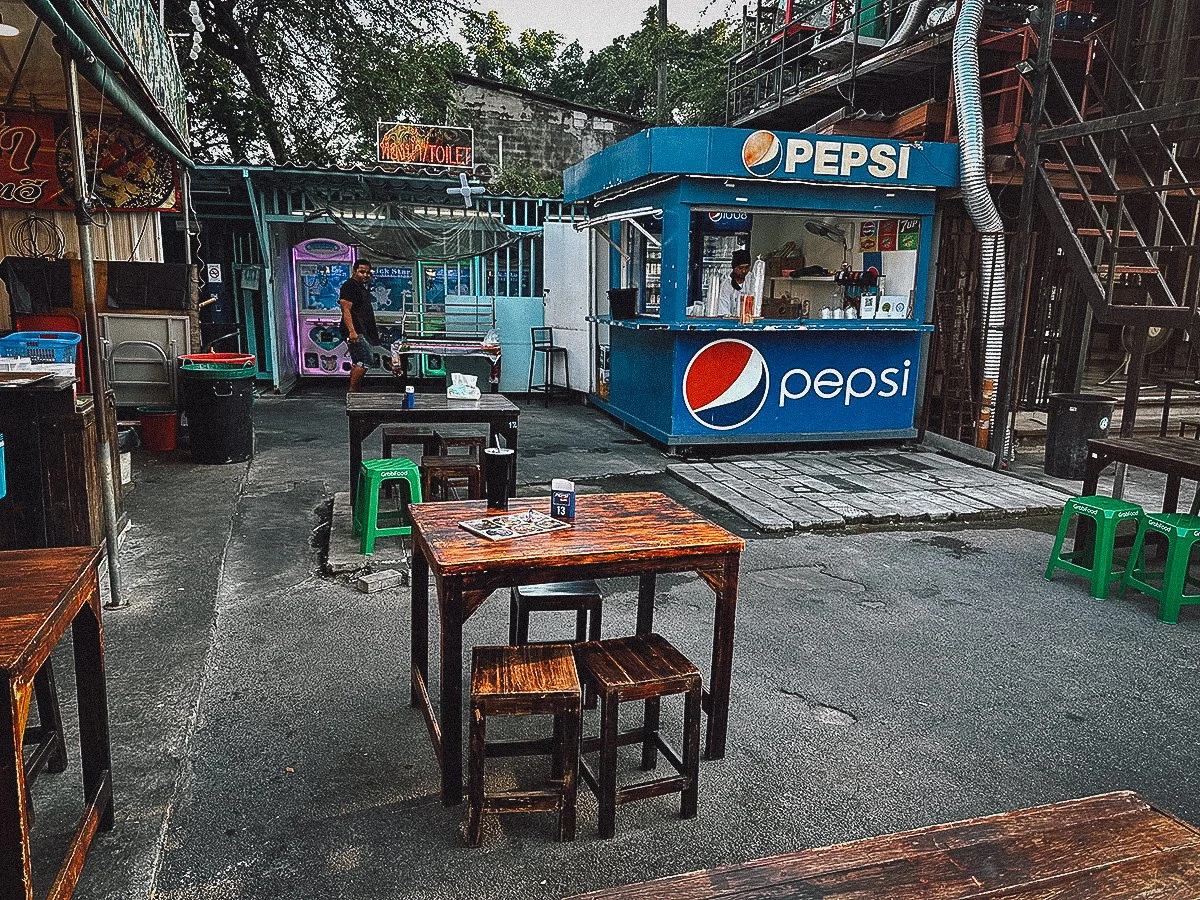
[{"x1": 1028, "y1": 19, "x2": 1200, "y2": 328}]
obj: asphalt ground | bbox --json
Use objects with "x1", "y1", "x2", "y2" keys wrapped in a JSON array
[{"x1": 23, "y1": 385, "x2": 1200, "y2": 899}]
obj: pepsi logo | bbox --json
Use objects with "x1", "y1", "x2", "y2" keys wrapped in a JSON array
[
  {"x1": 683, "y1": 340, "x2": 770, "y2": 430},
  {"x1": 742, "y1": 130, "x2": 782, "y2": 177}
]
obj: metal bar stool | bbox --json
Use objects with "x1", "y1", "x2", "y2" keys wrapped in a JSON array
[{"x1": 527, "y1": 327, "x2": 569, "y2": 407}]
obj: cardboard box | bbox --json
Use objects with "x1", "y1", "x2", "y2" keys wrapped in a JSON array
[{"x1": 761, "y1": 298, "x2": 804, "y2": 320}]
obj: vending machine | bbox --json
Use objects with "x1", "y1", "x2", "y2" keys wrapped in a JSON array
[{"x1": 294, "y1": 238, "x2": 355, "y2": 376}]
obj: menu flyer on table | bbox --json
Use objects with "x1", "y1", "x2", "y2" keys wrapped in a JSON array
[{"x1": 459, "y1": 509, "x2": 572, "y2": 541}]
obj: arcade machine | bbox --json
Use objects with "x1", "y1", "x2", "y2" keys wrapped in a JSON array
[
  {"x1": 294, "y1": 238, "x2": 356, "y2": 376},
  {"x1": 293, "y1": 238, "x2": 467, "y2": 379}
]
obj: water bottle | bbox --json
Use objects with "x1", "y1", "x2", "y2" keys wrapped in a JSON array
[{"x1": 404, "y1": 385, "x2": 415, "y2": 409}]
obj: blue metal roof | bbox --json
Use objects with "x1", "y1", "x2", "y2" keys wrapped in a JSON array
[{"x1": 563, "y1": 127, "x2": 959, "y2": 202}]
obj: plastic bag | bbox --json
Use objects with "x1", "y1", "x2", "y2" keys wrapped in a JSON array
[
  {"x1": 447, "y1": 372, "x2": 481, "y2": 400},
  {"x1": 482, "y1": 328, "x2": 500, "y2": 351}
]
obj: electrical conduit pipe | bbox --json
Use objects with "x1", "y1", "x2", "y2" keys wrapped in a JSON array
[{"x1": 952, "y1": 0, "x2": 1007, "y2": 452}]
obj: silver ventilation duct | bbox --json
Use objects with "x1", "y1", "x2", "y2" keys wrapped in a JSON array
[
  {"x1": 882, "y1": 0, "x2": 934, "y2": 49},
  {"x1": 953, "y1": 0, "x2": 1008, "y2": 452}
]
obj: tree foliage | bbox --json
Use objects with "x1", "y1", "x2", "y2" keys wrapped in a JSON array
[
  {"x1": 168, "y1": 0, "x2": 468, "y2": 164},
  {"x1": 461, "y1": 6, "x2": 741, "y2": 126},
  {"x1": 173, "y1": 1, "x2": 740, "y2": 165}
]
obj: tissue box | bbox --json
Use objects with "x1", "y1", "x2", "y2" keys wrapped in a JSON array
[{"x1": 446, "y1": 372, "x2": 481, "y2": 401}]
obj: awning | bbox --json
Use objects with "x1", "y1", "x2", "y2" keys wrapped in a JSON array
[
  {"x1": 573, "y1": 206, "x2": 662, "y2": 249},
  {"x1": 5, "y1": 0, "x2": 191, "y2": 164}
]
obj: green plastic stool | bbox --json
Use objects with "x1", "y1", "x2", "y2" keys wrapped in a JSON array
[
  {"x1": 1045, "y1": 495, "x2": 1143, "y2": 599},
  {"x1": 1122, "y1": 512, "x2": 1200, "y2": 623},
  {"x1": 353, "y1": 458, "x2": 423, "y2": 555}
]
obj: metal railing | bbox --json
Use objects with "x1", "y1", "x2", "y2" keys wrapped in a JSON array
[{"x1": 726, "y1": 0, "x2": 962, "y2": 124}]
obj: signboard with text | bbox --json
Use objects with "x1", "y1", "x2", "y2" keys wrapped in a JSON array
[{"x1": 377, "y1": 122, "x2": 474, "y2": 170}]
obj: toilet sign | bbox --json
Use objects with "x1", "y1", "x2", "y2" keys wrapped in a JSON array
[{"x1": 206, "y1": 263, "x2": 222, "y2": 283}]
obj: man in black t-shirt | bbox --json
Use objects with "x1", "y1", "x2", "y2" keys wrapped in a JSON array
[{"x1": 338, "y1": 259, "x2": 379, "y2": 392}]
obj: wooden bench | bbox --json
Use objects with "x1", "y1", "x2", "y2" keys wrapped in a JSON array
[{"x1": 565, "y1": 791, "x2": 1200, "y2": 898}]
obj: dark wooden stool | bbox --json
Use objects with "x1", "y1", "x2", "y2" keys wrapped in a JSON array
[
  {"x1": 575, "y1": 633, "x2": 701, "y2": 838},
  {"x1": 509, "y1": 581, "x2": 603, "y2": 645},
  {"x1": 421, "y1": 455, "x2": 482, "y2": 501},
  {"x1": 21, "y1": 661, "x2": 69, "y2": 827},
  {"x1": 510, "y1": 581, "x2": 604, "y2": 708},
  {"x1": 434, "y1": 425, "x2": 489, "y2": 459},
  {"x1": 382, "y1": 424, "x2": 441, "y2": 460},
  {"x1": 468, "y1": 644, "x2": 581, "y2": 846}
]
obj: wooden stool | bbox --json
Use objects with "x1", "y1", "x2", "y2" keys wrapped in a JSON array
[
  {"x1": 421, "y1": 455, "x2": 482, "y2": 501},
  {"x1": 510, "y1": 581, "x2": 603, "y2": 708},
  {"x1": 468, "y1": 644, "x2": 581, "y2": 846},
  {"x1": 382, "y1": 424, "x2": 441, "y2": 461},
  {"x1": 434, "y1": 426, "x2": 489, "y2": 459},
  {"x1": 509, "y1": 581, "x2": 603, "y2": 645},
  {"x1": 21, "y1": 661, "x2": 69, "y2": 828},
  {"x1": 575, "y1": 633, "x2": 701, "y2": 838}
]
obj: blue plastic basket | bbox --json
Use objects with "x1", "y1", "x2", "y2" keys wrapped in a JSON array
[{"x1": 0, "y1": 331, "x2": 82, "y2": 363}]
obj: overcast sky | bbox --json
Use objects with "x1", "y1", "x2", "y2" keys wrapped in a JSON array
[{"x1": 469, "y1": 1, "x2": 741, "y2": 52}]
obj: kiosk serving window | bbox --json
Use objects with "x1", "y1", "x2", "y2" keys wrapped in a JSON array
[{"x1": 688, "y1": 209, "x2": 920, "y2": 321}]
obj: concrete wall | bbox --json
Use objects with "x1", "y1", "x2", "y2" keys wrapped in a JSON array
[{"x1": 452, "y1": 81, "x2": 642, "y2": 184}]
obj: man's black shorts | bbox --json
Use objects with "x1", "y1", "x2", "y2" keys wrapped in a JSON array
[{"x1": 347, "y1": 337, "x2": 374, "y2": 368}]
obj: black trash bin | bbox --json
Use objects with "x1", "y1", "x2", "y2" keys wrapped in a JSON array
[
  {"x1": 178, "y1": 354, "x2": 255, "y2": 464},
  {"x1": 1045, "y1": 392, "x2": 1117, "y2": 479}
]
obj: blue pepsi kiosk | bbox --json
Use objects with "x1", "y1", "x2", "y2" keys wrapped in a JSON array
[{"x1": 563, "y1": 127, "x2": 960, "y2": 446}]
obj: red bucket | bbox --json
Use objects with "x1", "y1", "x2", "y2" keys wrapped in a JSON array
[{"x1": 138, "y1": 407, "x2": 178, "y2": 452}]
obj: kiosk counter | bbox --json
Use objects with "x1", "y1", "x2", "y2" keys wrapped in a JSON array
[{"x1": 563, "y1": 127, "x2": 960, "y2": 446}]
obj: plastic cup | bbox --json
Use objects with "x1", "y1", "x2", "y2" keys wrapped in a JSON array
[{"x1": 483, "y1": 448, "x2": 515, "y2": 510}]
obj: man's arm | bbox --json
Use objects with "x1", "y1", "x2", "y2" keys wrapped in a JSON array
[{"x1": 338, "y1": 298, "x2": 358, "y2": 342}]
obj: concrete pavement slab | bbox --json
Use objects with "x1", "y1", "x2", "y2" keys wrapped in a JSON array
[{"x1": 21, "y1": 387, "x2": 1196, "y2": 900}]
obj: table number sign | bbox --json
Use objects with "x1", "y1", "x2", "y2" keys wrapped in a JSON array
[{"x1": 551, "y1": 479, "x2": 576, "y2": 522}]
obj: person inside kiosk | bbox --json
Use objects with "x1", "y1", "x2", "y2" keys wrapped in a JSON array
[{"x1": 715, "y1": 249, "x2": 752, "y2": 318}]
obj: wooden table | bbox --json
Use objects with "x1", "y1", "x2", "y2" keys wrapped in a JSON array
[
  {"x1": 408, "y1": 492, "x2": 744, "y2": 806},
  {"x1": 1083, "y1": 435, "x2": 1200, "y2": 512},
  {"x1": 567, "y1": 791, "x2": 1200, "y2": 898},
  {"x1": 346, "y1": 392, "x2": 519, "y2": 508},
  {"x1": 1159, "y1": 378, "x2": 1200, "y2": 436},
  {"x1": 0, "y1": 547, "x2": 112, "y2": 900}
]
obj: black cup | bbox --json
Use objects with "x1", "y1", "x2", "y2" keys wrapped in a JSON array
[{"x1": 483, "y1": 448, "x2": 514, "y2": 510}]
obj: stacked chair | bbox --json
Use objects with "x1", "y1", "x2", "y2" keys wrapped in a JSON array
[{"x1": 1046, "y1": 494, "x2": 1200, "y2": 623}]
